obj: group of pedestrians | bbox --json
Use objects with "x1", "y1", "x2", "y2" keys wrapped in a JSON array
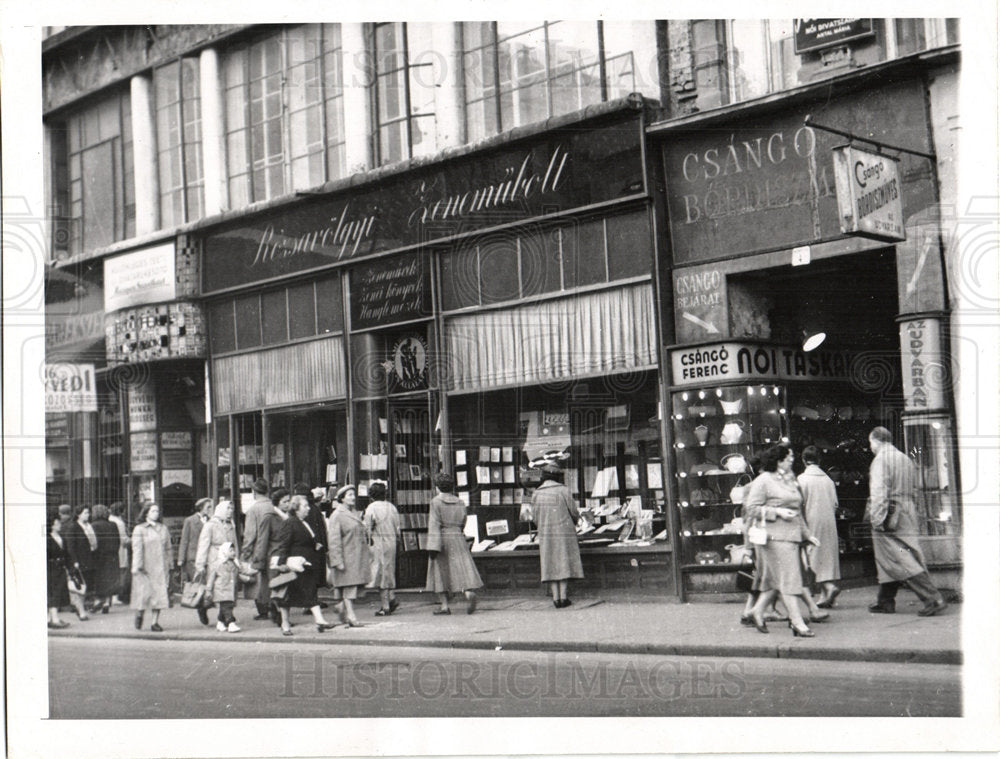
[{"x1": 739, "y1": 426, "x2": 948, "y2": 638}]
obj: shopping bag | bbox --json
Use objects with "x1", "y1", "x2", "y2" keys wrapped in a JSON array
[
  {"x1": 747, "y1": 518, "x2": 768, "y2": 546},
  {"x1": 180, "y1": 580, "x2": 206, "y2": 608}
]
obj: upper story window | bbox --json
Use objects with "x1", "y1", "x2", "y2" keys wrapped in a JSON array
[
  {"x1": 371, "y1": 22, "x2": 437, "y2": 166},
  {"x1": 154, "y1": 58, "x2": 204, "y2": 228},
  {"x1": 224, "y1": 24, "x2": 346, "y2": 207},
  {"x1": 462, "y1": 21, "x2": 658, "y2": 144},
  {"x1": 50, "y1": 89, "x2": 135, "y2": 259}
]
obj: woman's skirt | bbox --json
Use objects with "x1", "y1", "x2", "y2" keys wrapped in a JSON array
[{"x1": 759, "y1": 540, "x2": 804, "y2": 594}]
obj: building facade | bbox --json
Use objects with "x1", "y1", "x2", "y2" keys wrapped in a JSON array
[{"x1": 43, "y1": 20, "x2": 960, "y2": 595}]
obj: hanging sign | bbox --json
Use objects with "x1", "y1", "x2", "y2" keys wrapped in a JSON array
[
  {"x1": 832, "y1": 145, "x2": 905, "y2": 242},
  {"x1": 44, "y1": 363, "x2": 97, "y2": 412},
  {"x1": 670, "y1": 343, "x2": 851, "y2": 387},
  {"x1": 899, "y1": 317, "x2": 947, "y2": 411},
  {"x1": 794, "y1": 19, "x2": 874, "y2": 54}
]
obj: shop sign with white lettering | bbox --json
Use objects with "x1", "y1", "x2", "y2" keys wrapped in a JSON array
[
  {"x1": 160, "y1": 431, "x2": 192, "y2": 450},
  {"x1": 104, "y1": 243, "x2": 177, "y2": 312},
  {"x1": 128, "y1": 387, "x2": 157, "y2": 432},
  {"x1": 670, "y1": 343, "x2": 851, "y2": 386},
  {"x1": 899, "y1": 317, "x2": 947, "y2": 410},
  {"x1": 832, "y1": 145, "x2": 905, "y2": 241},
  {"x1": 794, "y1": 19, "x2": 874, "y2": 53},
  {"x1": 44, "y1": 364, "x2": 97, "y2": 412}
]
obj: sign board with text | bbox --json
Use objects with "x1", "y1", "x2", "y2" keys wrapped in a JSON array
[
  {"x1": 44, "y1": 363, "x2": 97, "y2": 412},
  {"x1": 128, "y1": 387, "x2": 157, "y2": 432},
  {"x1": 794, "y1": 19, "x2": 874, "y2": 53},
  {"x1": 832, "y1": 145, "x2": 905, "y2": 241},
  {"x1": 130, "y1": 432, "x2": 158, "y2": 471},
  {"x1": 104, "y1": 243, "x2": 176, "y2": 312},
  {"x1": 670, "y1": 343, "x2": 851, "y2": 387},
  {"x1": 899, "y1": 317, "x2": 947, "y2": 411}
]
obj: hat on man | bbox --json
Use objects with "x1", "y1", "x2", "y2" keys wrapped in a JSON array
[{"x1": 252, "y1": 478, "x2": 269, "y2": 495}]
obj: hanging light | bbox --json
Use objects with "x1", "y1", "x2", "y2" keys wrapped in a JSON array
[{"x1": 802, "y1": 329, "x2": 827, "y2": 352}]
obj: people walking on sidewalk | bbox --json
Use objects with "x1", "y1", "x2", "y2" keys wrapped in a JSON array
[
  {"x1": 293, "y1": 482, "x2": 330, "y2": 602},
  {"x1": 744, "y1": 445, "x2": 826, "y2": 637},
  {"x1": 64, "y1": 504, "x2": 97, "y2": 615},
  {"x1": 89, "y1": 504, "x2": 122, "y2": 614},
  {"x1": 257, "y1": 488, "x2": 292, "y2": 626},
  {"x1": 206, "y1": 542, "x2": 241, "y2": 632},
  {"x1": 131, "y1": 503, "x2": 172, "y2": 632},
  {"x1": 275, "y1": 495, "x2": 336, "y2": 635},
  {"x1": 179, "y1": 498, "x2": 214, "y2": 625},
  {"x1": 195, "y1": 501, "x2": 239, "y2": 584},
  {"x1": 531, "y1": 461, "x2": 583, "y2": 608},
  {"x1": 108, "y1": 502, "x2": 130, "y2": 606},
  {"x1": 363, "y1": 481, "x2": 401, "y2": 616},
  {"x1": 327, "y1": 485, "x2": 371, "y2": 627},
  {"x1": 866, "y1": 427, "x2": 948, "y2": 617},
  {"x1": 426, "y1": 473, "x2": 482, "y2": 615},
  {"x1": 241, "y1": 480, "x2": 274, "y2": 620},
  {"x1": 798, "y1": 447, "x2": 842, "y2": 608},
  {"x1": 47, "y1": 515, "x2": 72, "y2": 628}
]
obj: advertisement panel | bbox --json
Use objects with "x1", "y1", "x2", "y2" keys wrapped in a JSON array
[
  {"x1": 44, "y1": 363, "x2": 97, "y2": 412},
  {"x1": 832, "y1": 145, "x2": 905, "y2": 241},
  {"x1": 104, "y1": 243, "x2": 176, "y2": 312}
]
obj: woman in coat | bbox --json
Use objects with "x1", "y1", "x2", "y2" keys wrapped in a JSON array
[
  {"x1": 275, "y1": 495, "x2": 336, "y2": 635},
  {"x1": 797, "y1": 446, "x2": 842, "y2": 608},
  {"x1": 743, "y1": 445, "x2": 825, "y2": 637},
  {"x1": 195, "y1": 500, "x2": 239, "y2": 581},
  {"x1": 131, "y1": 503, "x2": 172, "y2": 632},
  {"x1": 89, "y1": 504, "x2": 121, "y2": 614},
  {"x1": 63, "y1": 504, "x2": 97, "y2": 612},
  {"x1": 47, "y1": 514, "x2": 71, "y2": 628},
  {"x1": 362, "y1": 480, "x2": 401, "y2": 616},
  {"x1": 425, "y1": 473, "x2": 482, "y2": 615},
  {"x1": 531, "y1": 462, "x2": 583, "y2": 608},
  {"x1": 327, "y1": 485, "x2": 371, "y2": 626}
]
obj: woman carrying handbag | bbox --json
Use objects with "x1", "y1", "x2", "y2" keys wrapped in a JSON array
[{"x1": 531, "y1": 461, "x2": 583, "y2": 608}]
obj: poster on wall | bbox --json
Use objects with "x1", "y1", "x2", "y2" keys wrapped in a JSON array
[
  {"x1": 44, "y1": 363, "x2": 97, "y2": 412},
  {"x1": 130, "y1": 432, "x2": 158, "y2": 471},
  {"x1": 160, "y1": 431, "x2": 192, "y2": 450},
  {"x1": 129, "y1": 387, "x2": 157, "y2": 431}
]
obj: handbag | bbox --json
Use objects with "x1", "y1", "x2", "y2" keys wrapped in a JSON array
[
  {"x1": 180, "y1": 580, "x2": 206, "y2": 608},
  {"x1": 747, "y1": 517, "x2": 768, "y2": 546},
  {"x1": 735, "y1": 563, "x2": 755, "y2": 593},
  {"x1": 66, "y1": 566, "x2": 86, "y2": 597}
]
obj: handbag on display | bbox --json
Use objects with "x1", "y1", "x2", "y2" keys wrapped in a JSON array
[
  {"x1": 180, "y1": 580, "x2": 206, "y2": 608},
  {"x1": 695, "y1": 551, "x2": 722, "y2": 565},
  {"x1": 747, "y1": 517, "x2": 768, "y2": 546}
]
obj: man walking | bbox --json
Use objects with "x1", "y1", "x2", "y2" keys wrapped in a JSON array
[
  {"x1": 241, "y1": 478, "x2": 273, "y2": 620},
  {"x1": 866, "y1": 426, "x2": 948, "y2": 616}
]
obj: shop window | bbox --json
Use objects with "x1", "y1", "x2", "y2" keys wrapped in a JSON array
[
  {"x1": 287, "y1": 281, "x2": 318, "y2": 339},
  {"x1": 232, "y1": 412, "x2": 264, "y2": 510},
  {"x1": 478, "y1": 236, "x2": 521, "y2": 305},
  {"x1": 234, "y1": 294, "x2": 262, "y2": 349},
  {"x1": 462, "y1": 21, "x2": 659, "y2": 143},
  {"x1": 519, "y1": 225, "x2": 563, "y2": 298},
  {"x1": 224, "y1": 24, "x2": 346, "y2": 206},
  {"x1": 49, "y1": 89, "x2": 135, "y2": 257},
  {"x1": 154, "y1": 58, "x2": 205, "y2": 228},
  {"x1": 562, "y1": 217, "x2": 607, "y2": 288},
  {"x1": 208, "y1": 301, "x2": 236, "y2": 354},
  {"x1": 439, "y1": 246, "x2": 481, "y2": 311},
  {"x1": 371, "y1": 22, "x2": 438, "y2": 166},
  {"x1": 315, "y1": 275, "x2": 344, "y2": 334},
  {"x1": 606, "y1": 212, "x2": 653, "y2": 280},
  {"x1": 261, "y1": 289, "x2": 289, "y2": 345},
  {"x1": 267, "y1": 407, "x2": 347, "y2": 491},
  {"x1": 725, "y1": 19, "x2": 800, "y2": 104},
  {"x1": 903, "y1": 416, "x2": 960, "y2": 537}
]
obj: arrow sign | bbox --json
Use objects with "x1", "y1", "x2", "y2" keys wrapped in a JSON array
[
  {"x1": 682, "y1": 312, "x2": 720, "y2": 334},
  {"x1": 906, "y1": 231, "x2": 935, "y2": 296}
]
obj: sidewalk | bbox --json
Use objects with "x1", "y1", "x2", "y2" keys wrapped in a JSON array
[{"x1": 48, "y1": 587, "x2": 961, "y2": 665}]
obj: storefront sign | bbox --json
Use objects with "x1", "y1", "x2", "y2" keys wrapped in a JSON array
[
  {"x1": 44, "y1": 363, "x2": 97, "y2": 412},
  {"x1": 106, "y1": 301, "x2": 207, "y2": 364},
  {"x1": 46, "y1": 413, "x2": 71, "y2": 440},
  {"x1": 832, "y1": 146, "x2": 904, "y2": 241},
  {"x1": 203, "y1": 117, "x2": 644, "y2": 292},
  {"x1": 104, "y1": 243, "x2": 176, "y2": 312},
  {"x1": 128, "y1": 387, "x2": 157, "y2": 431},
  {"x1": 350, "y1": 255, "x2": 432, "y2": 329},
  {"x1": 162, "y1": 470, "x2": 193, "y2": 488},
  {"x1": 130, "y1": 431, "x2": 158, "y2": 471},
  {"x1": 670, "y1": 343, "x2": 851, "y2": 386},
  {"x1": 794, "y1": 19, "x2": 874, "y2": 53},
  {"x1": 161, "y1": 450, "x2": 192, "y2": 469},
  {"x1": 387, "y1": 335, "x2": 429, "y2": 393},
  {"x1": 899, "y1": 317, "x2": 947, "y2": 410},
  {"x1": 674, "y1": 266, "x2": 727, "y2": 339},
  {"x1": 160, "y1": 431, "x2": 191, "y2": 450},
  {"x1": 661, "y1": 80, "x2": 935, "y2": 264}
]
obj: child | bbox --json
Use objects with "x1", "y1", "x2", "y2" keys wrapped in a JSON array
[{"x1": 206, "y1": 541, "x2": 240, "y2": 633}]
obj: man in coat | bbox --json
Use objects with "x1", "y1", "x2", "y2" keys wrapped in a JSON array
[
  {"x1": 866, "y1": 427, "x2": 948, "y2": 616},
  {"x1": 241, "y1": 478, "x2": 274, "y2": 619}
]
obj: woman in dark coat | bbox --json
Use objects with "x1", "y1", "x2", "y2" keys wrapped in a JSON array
[
  {"x1": 425, "y1": 473, "x2": 483, "y2": 615},
  {"x1": 274, "y1": 495, "x2": 336, "y2": 635},
  {"x1": 63, "y1": 505, "x2": 97, "y2": 615},
  {"x1": 531, "y1": 462, "x2": 584, "y2": 608},
  {"x1": 90, "y1": 503, "x2": 121, "y2": 613},
  {"x1": 47, "y1": 515, "x2": 71, "y2": 628}
]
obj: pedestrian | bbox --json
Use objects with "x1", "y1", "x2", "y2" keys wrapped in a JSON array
[
  {"x1": 195, "y1": 500, "x2": 239, "y2": 584},
  {"x1": 57, "y1": 503, "x2": 73, "y2": 531},
  {"x1": 363, "y1": 480, "x2": 401, "y2": 616},
  {"x1": 89, "y1": 504, "x2": 121, "y2": 614},
  {"x1": 256, "y1": 488, "x2": 292, "y2": 626},
  {"x1": 206, "y1": 541, "x2": 241, "y2": 633},
  {"x1": 326, "y1": 485, "x2": 371, "y2": 627},
  {"x1": 293, "y1": 482, "x2": 330, "y2": 606},
  {"x1": 47, "y1": 514, "x2": 72, "y2": 628},
  {"x1": 107, "y1": 502, "x2": 130, "y2": 606},
  {"x1": 866, "y1": 426, "x2": 948, "y2": 616},
  {"x1": 178, "y1": 498, "x2": 214, "y2": 625},
  {"x1": 797, "y1": 446, "x2": 842, "y2": 608},
  {"x1": 130, "y1": 503, "x2": 172, "y2": 632},
  {"x1": 425, "y1": 472, "x2": 482, "y2": 615},
  {"x1": 63, "y1": 505, "x2": 97, "y2": 616},
  {"x1": 743, "y1": 445, "x2": 826, "y2": 637},
  {"x1": 274, "y1": 495, "x2": 336, "y2": 635},
  {"x1": 241, "y1": 479, "x2": 274, "y2": 621},
  {"x1": 531, "y1": 461, "x2": 583, "y2": 608}
]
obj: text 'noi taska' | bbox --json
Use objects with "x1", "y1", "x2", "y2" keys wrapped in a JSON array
[{"x1": 252, "y1": 145, "x2": 570, "y2": 266}]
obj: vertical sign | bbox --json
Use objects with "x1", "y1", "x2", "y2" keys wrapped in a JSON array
[
  {"x1": 832, "y1": 145, "x2": 905, "y2": 241},
  {"x1": 128, "y1": 387, "x2": 157, "y2": 431},
  {"x1": 899, "y1": 317, "x2": 947, "y2": 411}
]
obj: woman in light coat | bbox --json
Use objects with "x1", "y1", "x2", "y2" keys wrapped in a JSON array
[
  {"x1": 425, "y1": 472, "x2": 482, "y2": 615},
  {"x1": 131, "y1": 503, "x2": 172, "y2": 632},
  {"x1": 798, "y1": 446, "x2": 841, "y2": 608},
  {"x1": 195, "y1": 500, "x2": 239, "y2": 581},
  {"x1": 327, "y1": 485, "x2": 371, "y2": 627},
  {"x1": 362, "y1": 480, "x2": 401, "y2": 616},
  {"x1": 531, "y1": 462, "x2": 583, "y2": 608}
]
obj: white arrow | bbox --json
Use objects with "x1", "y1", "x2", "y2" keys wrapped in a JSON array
[
  {"x1": 682, "y1": 312, "x2": 720, "y2": 334},
  {"x1": 906, "y1": 232, "x2": 934, "y2": 296}
]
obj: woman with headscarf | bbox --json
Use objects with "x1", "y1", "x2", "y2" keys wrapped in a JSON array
[
  {"x1": 131, "y1": 503, "x2": 172, "y2": 631},
  {"x1": 195, "y1": 500, "x2": 239, "y2": 582},
  {"x1": 89, "y1": 504, "x2": 122, "y2": 614},
  {"x1": 531, "y1": 461, "x2": 583, "y2": 608},
  {"x1": 63, "y1": 504, "x2": 97, "y2": 614},
  {"x1": 425, "y1": 472, "x2": 482, "y2": 615},
  {"x1": 47, "y1": 514, "x2": 72, "y2": 628},
  {"x1": 327, "y1": 485, "x2": 371, "y2": 627},
  {"x1": 275, "y1": 494, "x2": 336, "y2": 635}
]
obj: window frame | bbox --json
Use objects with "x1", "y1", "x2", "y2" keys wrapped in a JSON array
[{"x1": 153, "y1": 56, "x2": 205, "y2": 228}]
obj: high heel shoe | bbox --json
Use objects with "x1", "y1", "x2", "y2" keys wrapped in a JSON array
[
  {"x1": 809, "y1": 612, "x2": 830, "y2": 623},
  {"x1": 789, "y1": 621, "x2": 814, "y2": 637},
  {"x1": 751, "y1": 613, "x2": 769, "y2": 634},
  {"x1": 316, "y1": 622, "x2": 337, "y2": 632}
]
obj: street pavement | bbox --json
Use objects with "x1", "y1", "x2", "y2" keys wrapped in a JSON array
[{"x1": 48, "y1": 585, "x2": 961, "y2": 665}]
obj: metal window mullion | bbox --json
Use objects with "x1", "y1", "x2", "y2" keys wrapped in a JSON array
[
  {"x1": 318, "y1": 25, "x2": 330, "y2": 183},
  {"x1": 371, "y1": 24, "x2": 382, "y2": 164},
  {"x1": 597, "y1": 20, "x2": 608, "y2": 101},
  {"x1": 543, "y1": 21, "x2": 553, "y2": 118},
  {"x1": 762, "y1": 21, "x2": 774, "y2": 95},
  {"x1": 401, "y1": 23, "x2": 414, "y2": 159},
  {"x1": 176, "y1": 60, "x2": 190, "y2": 223},
  {"x1": 242, "y1": 49, "x2": 256, "y2": 202},
  {"x1": 280, "y1": 28, "x2": 292, "y2": 194},
  {"x1": 491, "y1": 22, "x2": 502, "y2": 133}
]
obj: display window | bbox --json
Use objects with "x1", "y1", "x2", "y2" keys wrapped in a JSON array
[
  {"x1": 903, "y1": 415, "x2": 960, "y2": 537},
  {"x1": 266, "y1": 406, "x2": 347, "y2": 493}
]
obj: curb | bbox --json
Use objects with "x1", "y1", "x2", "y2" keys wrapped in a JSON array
[{"x1": 47, "y1": 629, "x2": 962, "y2": 666}]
